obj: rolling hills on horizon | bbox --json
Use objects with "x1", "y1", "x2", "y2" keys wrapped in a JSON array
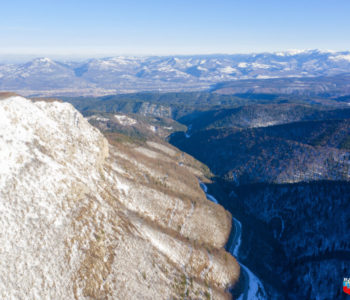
[{"x1": 2, "y1": 50, "x2": 350, "y2": 97}]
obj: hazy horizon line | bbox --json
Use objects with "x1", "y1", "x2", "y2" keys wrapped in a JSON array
[{"x1": 0, "y1": 48, "x2": 348, "y2": 63}]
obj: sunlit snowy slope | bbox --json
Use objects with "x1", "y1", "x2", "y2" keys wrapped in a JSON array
[{"x1": 0, "y1": 95, "x2": 239, "y2": 299}]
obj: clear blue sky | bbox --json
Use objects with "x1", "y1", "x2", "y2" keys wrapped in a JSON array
[{"x1": 0, "y1": 0, "x2": 349, "y2": 57}]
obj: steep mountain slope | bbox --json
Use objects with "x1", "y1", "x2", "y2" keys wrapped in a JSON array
[
  {"x1": 85, "y1": 111, "x2": 186, "y2": 141},
  {"x1": 62, "y1": 91, "x2": 349, "y2": 126},
  {"x1": 63, "y1": 92, "x2": 245, "y2": 120},
  {"x1": 178, "y1": 103, "x2": 350, "y2": 132},
  {"x1": 232, "y1": 181, "x2": 350, "y2": 300},
  {"x1": 2, "y1": 50, "x2": 350, "y2": 96},
  {"x1": 0, "y1": 95, "x2": 239, "y2": 299},
  {"x1": 170, "y1": 119, "x2": 350, "y2": 185},
  {"x1": 169, "y1": 106, "x2": 350, "y2": 299},
  {"x1": 74, "y1": 94, "x2": 350, "y2": 299}
]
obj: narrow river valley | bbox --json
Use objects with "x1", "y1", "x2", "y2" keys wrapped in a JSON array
[{"x1": 199, "y1": 181, "x2": 267, "y2": 300}]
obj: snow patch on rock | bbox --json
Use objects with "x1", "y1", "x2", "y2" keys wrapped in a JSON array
[{"x1": 114, "y1": 114, "x2": 137, "y2": 126}]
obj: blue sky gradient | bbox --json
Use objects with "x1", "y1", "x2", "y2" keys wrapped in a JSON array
[{"x1": 0, "y1": 0, "x2": 349, "y2": 57}]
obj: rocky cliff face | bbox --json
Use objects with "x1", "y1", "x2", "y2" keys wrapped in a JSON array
[{"x1": 0, "y1": 95, "x2": 239, "y2": 299}]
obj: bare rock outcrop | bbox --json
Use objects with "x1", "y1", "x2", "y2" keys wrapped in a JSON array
[{"x1": 0, "y1": 96, "x2": 239, "y2": 299}]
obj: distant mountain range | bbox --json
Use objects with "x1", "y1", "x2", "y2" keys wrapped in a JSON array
[{"x1": 2, "y1": 50, "x2": 350, "y2": 96}]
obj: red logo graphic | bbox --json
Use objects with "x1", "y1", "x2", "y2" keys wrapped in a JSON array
[{"x1": 344, "y1": 278, "x2": 350, "y2": 295}]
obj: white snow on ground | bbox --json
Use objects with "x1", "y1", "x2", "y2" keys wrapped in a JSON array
[
  {"x1": 275, "y1": 49, "x2": 310, "y2": 56},
  {"x1": 238, "y1": 265, "x2": 267, "y2": 300},
  {"x1": 329, "y1": 54, "x2": 350, "y2": 62},
  {"x1": 86, "y1": 115, "x2": 109, "y2": 122},
  {"x1": 230, "y1": 217, "x2": 267, "y2": 300},
  {"x1": 220, "y1": 66, "x2": 237, "y2": 74},
  {"x1": 206, "y1": 194, "x2": 218, "y2": 204},
  {"x1": 198, "y1": 180, "x2": 267, "y2": 300},
  {"x1": 114, "y1": 114, "x2": 137, "y2": 126},
  {"x1": 0, "y1": 96, "x2": 238, "y2": 299},
  {"x1": 199, "y1": 180, "x2": 208, "y2": 193},
  {"x1": 198, "y1": 180, "x2": 219, "y2": 204},
  {"x1": 197, "y1": 66, "x2": 208, "y2": 71},
  {"x1": 149, "y1": 125, "x2": 157, "y2": 132},
  {"x1": 185, "y1": 124, "x2": 192, "y2": 138},
  {"x1": 251, "y1": 63, "x2": 271, "y2": 69},
  {"x1": 256, "y1": 75, "x2": 278, "y2": 79},
  {"x1": 230, "y1": 218, "x2": 242, "y2": 258},
  {"x1": 238, "y1": 62, "x2": 248, "y2": 68},
  {"x1": 0, "y1": 96, "x2": 109, "y2": 299}
]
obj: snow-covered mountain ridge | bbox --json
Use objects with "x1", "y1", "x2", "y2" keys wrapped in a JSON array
[
  {"x1": 0, "y1": 95, "x2": 238, "y2": 299},
  {"x1": 2, "y1": 50, "x2": 350, "y2": 96}
]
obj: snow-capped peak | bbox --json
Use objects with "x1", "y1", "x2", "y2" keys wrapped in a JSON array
[{"x1": 30, "y1": 57, "x2": 55, "y2": 65}]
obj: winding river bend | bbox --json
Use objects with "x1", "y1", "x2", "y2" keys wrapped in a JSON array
[{"x1": 199, "y1": 180, "x2": 267, "y2": 300}]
